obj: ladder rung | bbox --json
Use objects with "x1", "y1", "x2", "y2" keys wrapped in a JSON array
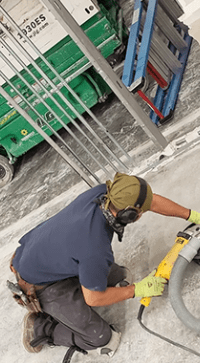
[
  {"x1": 162, "y1": 33, "x2": 193, "y2": 118},
  {"x1": 154, "y1": 5, "x2": 188, "y2": 51},
  {"x1": 158, "y1": 0, "x2": 184, "y2": 23},
  {"x1": 151, "y1": 31, "x2": 182, "y2": 73},
  {"x1": 139, "y1": 4, "x2": 184, "y2": 73},
  {"x1": 147, "y1": 62, "x2": 168, "y2": 88},
  {"x1": 143, "y1": 0, "x2": 186, "y2": 51},
  {"x1": 148, "y1": 52, "x2": 170, "y2": 84}
]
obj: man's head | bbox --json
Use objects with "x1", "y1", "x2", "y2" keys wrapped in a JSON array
[{"x1": 105, "y1": 172, "x2": 153, "y2": 223}]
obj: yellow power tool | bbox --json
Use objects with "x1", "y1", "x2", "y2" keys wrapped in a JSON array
[
  {"x1": 138, "y1": 227, "x2": 200, "y2": 358},
  {"x1": 140, "y1": 231, "x2": 190, "y2": 307}
]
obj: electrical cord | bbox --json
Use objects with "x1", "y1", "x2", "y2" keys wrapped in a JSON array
[{"x1": 137, "y1": 305, "x2": 200, "y2": 358}]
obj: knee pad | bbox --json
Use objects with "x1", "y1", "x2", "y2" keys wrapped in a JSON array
[{"x1": 97, "y1": 326, "x2": 121, "y2": 357}]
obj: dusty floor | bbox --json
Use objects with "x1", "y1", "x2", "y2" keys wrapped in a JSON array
[
  {"x1": 1, "y1": 141, "x2": 200, "y2": 363},
  {"x1": 1, "y1": 1, "x2": 200, "y2": 363}
]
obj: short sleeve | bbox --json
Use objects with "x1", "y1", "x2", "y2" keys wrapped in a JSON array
[{"x1": 78, "y1": 253, "x2": 113, "y2": 291}]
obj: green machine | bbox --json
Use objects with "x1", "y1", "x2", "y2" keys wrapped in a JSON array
[{"x1": 0, "y1": 0, "x2": 127, "y2": 186}]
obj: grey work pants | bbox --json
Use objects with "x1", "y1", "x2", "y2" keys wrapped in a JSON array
[{"x1": 35, "y1": 263, "x2": 126, "y2": 350}]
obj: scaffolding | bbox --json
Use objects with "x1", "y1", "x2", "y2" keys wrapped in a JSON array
[{"x1": 0, "y1": 0, "x2": 169, "y2": 187}]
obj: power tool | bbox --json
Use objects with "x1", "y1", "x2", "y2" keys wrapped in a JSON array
[
  {"x1": 137, "y1": 225, "x2": 200, "y2": 358},
  {"x1": 140, "y1": 230, "x2": 190, "y2": 307}
]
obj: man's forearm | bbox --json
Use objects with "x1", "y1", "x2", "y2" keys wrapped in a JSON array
[
  {"x1": 150, "y1": 194, "x2": 190, "y2": 219},
  {"x1": 81, "y1": 285, "x2": 135, "y2": 307}
]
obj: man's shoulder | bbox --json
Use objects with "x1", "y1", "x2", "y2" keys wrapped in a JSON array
[
  {"x1": 68, "y1": 184, "x2": 107, "y2": 212},
  {"x1": 78, "y1": 184, "x2": 107, "y2": 201}
]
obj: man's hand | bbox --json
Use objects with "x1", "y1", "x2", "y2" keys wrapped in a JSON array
[
  {"x1": 188, "y1": 210, "x2": 200, "y2": 225},
  {"x1": 134, "y1": 270, "x2": 167, "y2": 298}
]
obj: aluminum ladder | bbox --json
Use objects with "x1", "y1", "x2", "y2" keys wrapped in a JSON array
[{"x1": 122, "y1": 0, "x2": 193, "y2": 125}]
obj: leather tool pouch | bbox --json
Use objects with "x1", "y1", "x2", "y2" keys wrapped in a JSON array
[
  {"x1": 17, "y1": 278, "x2": 43, "y2": 313},
  {"x1": 8, "y1": 252, "x2": 43, "y2": 313},
  {"x1": 7, "y1": 280, "x2": 43, "y2": 313}
]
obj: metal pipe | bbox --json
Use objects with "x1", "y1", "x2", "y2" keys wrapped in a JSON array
[
  {"x1": 40, "y1": 0, "x2": 168, "y2": 150},
  {"x1": 0, "y1": 48, "x2": 109, "y2": 179},
  {"x1": 0, "y1": 37, "x2": 113, "y2": 177},
  {"x1": 56, "y1": 34, "x2": 117, "y2": 84},
  {"x1": 0, "y1": 69, "x2": 102, "y2": 183},
  {"x1": 0, "y1": 7, "x2": 131, "y2": 170},
  {"x1": 0, "y1": 85, "x2": 96, "y2": 188},
  {"x1": 0, "y1": 24, "x2": 122, "y2": 175}
]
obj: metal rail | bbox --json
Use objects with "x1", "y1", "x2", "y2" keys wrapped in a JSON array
[
  {"x1": 0, "y1": 0, "x2": 171, "y2": 189},
  {"x1": 0, "y1": 68, "x2": 102, "y2": 183},
  {"x1": 41, "y1": 0, "x2": 168, "y2": 150},
  {"x1": 0, "y1": 6, "x2": 131, "y2": 171},
  {"x1": 0, "y1": 85, "x2": 96, "y2": 188},
  {"x1": 0, "y1": 36, "x2": 115, "y2": 177}
]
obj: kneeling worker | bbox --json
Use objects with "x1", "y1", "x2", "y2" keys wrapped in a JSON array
[{"x1": 9, "y1": 173, "x2": 200, "y2": 360}]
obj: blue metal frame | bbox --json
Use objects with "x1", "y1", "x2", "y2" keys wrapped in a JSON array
[
  {"x1": 133, "y1": 0, "x2": 158, "y2": 91},
  {"x1": 162, "y1": 33, "x2": 192, "y2": 118},
  {"x1": 122, "y1": 0, "x2": 193, "y2": 125},
  {"x1": 150, "y1": 86, "x2": 166, "y2": 124},
  {"x1": 122, "y1": 0, "x2": 143, "y2": 87},
  {"x1": 150, "y1": 31, "x2": 192, "y2": 124}
]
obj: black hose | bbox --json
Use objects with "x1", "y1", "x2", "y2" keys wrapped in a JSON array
[
  {"x1": 62, "y1": 345, "x2": 88, "y2": 363},
  {"x1": 137, "y1": 304, "x2": 200, "y2": 358},
  {"x1": 62, "y1": 332, "x2": 88, "y2": 363}
]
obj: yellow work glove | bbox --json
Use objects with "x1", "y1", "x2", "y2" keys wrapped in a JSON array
[
  {"x1": 188, "y1": 210, "x2": 200, "y2": 225},
  {"x1": 134, "y1": 270, "x2": 167, "y2": 298}
]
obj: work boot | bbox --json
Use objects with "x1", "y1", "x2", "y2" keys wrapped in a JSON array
[
  {"x1": 97, "y1": 325, "x2": 121, "y2": 357},
  {"x1": 22, "y1": 312, "x2": 43, "y2": 353},
  {"x1": 22, "y1": 312, "x2": 59, "y2": 353}
]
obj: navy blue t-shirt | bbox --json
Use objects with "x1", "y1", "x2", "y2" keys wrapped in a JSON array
[{"x1": 13, "y1": 184, "x2": 114, "y2": 291}]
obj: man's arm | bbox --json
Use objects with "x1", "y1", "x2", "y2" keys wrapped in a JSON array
[
  {"x1": 150, "y1": 194, "x2": 190, "y2": 220},
  {"x1": 81, "y1": 285, "x2": 135, "y2": 307},
  {"x1": 81, "y1": 270, "x2": 166, "y2": 307}
]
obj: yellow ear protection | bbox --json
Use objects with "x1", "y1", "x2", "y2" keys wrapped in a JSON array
[{"x1": 115, "y1": 177, "x2": 148, "y2": 225}]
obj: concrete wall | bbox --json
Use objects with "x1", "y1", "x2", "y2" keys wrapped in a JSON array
[{"x1": 178, "y1": 0, "x2": 200, "y2": 43}]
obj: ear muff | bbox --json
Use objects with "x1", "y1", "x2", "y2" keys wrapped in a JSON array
[
  {"x1": 115, "y1": 177, "x2": 148, "y2": 225},
  {"x1": 116, "y1": 208, "x2": 139, "y2": 224}
]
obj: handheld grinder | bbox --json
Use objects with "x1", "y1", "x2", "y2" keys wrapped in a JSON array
[
  {"x1": 137, "y1": 226, "x2": 200, "y2": 358},
  {"x1": 140, "y1": 230, "x2": 190, "y2": 307}
]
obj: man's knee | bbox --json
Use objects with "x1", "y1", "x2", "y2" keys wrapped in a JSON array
[
  {"x1": 88, "y1": 325, "x2": 111, "y2": 348},
  {"x1": 97, "y1": 326, "x2": 121, "y2": 357},
  {"x1": 74, "y1": 320, "x2": 112, "y2": 350}
]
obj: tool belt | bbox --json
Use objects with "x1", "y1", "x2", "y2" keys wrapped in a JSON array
[{"x1": 7, "y1": 252, "x2": 43, "y2": 313}]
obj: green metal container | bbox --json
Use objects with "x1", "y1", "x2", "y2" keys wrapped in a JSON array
[{"x1": 0, "y1": 0, "x2": 126, "y2": 186}]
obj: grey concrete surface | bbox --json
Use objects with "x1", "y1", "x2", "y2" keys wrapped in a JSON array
[{"x1": 1, "y1": 141, "x2": 200, "y2": 363}]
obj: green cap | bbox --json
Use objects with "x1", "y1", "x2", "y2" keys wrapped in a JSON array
[{"x1": 105, "y1": 172, "x2": 153, "y2": 211}]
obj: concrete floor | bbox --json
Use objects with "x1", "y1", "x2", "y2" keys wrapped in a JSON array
[
  {"x1": 1, "y1": 1, "x2": 200, "y2": 363},
  {"x1": 2, "y1": 141, "x2": 200, "y2": 363}
]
